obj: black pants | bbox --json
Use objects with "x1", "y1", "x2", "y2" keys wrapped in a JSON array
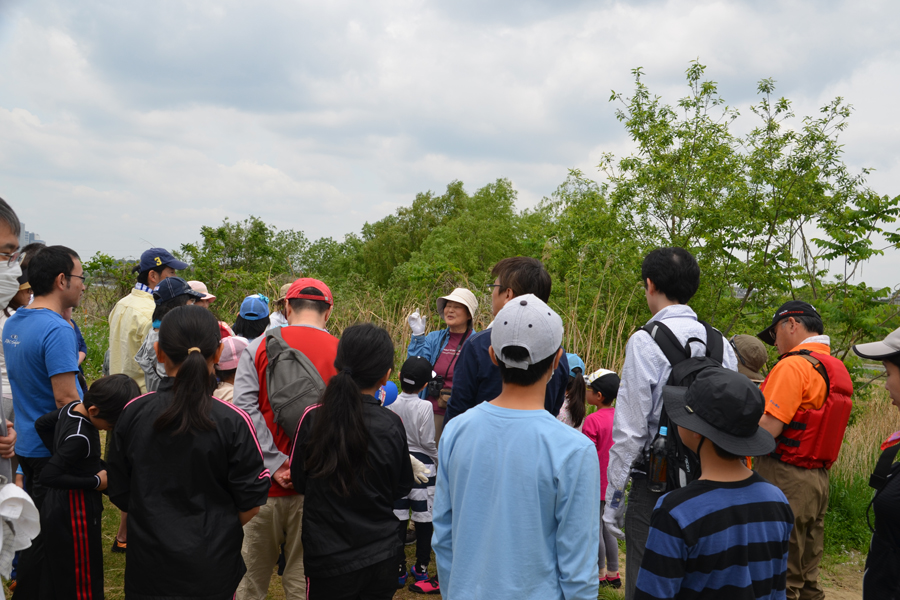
[
  {"x1": 306, "y1": 557, "x2": 396, "y2": 600},
  {"x1": 43, "y1": 488, "x2": 104, "y2": 599},
  {"x1": 397, "y1": 520, "x2": 433, "y2": 570},
  {"x1": 14, "y1": 456, "x2": 51, "y2": 600}
]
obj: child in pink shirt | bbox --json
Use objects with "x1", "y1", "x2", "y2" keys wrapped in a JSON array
[{"x1": 582, "y1": 368, "x2": 621, "y2": 588}]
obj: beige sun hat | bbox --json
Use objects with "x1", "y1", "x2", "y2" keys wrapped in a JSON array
[
  {"x1": 436, "y1": 288, "x2": 478, "y2": 323},
  {"x1": 276, "y1": 283, "x2": 292, "y2": 303},
  {"x1": 731, "y1": 334, "x2": 768, "y2": 383}
]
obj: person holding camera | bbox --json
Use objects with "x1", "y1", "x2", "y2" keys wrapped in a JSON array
[{"x1": 407, "y1": 288, "x2": 478, "y2": 445}]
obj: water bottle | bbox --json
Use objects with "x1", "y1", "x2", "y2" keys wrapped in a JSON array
[{"x1": 648, "y1": 426, "x2": 668, "y2": 493}]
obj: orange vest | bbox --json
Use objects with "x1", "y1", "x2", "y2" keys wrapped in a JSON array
[{"x1": 763, "y1": 350, "x2": 853, "y2": 470}]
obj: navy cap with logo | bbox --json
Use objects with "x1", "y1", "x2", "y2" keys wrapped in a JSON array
[
  {"x1": 662, "y1": 368, "x2": 775, "y2": 456},
  {"x1": 757, "y1": 300, "x2": 821, "y2": 346},
  {"x1": 138, "y1": 248, "x2": 188, "y2": 273},
  {"x1": 153, "y1": 277, "x2": 204, "y2": 305}
]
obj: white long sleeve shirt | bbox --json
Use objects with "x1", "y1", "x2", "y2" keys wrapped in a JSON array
[
  {"x1": 388, "y1": 392, "x2": 438, "y2": 464},
  {"x1": 605, "y1": 304, "x2": 737, "y2": 503}
]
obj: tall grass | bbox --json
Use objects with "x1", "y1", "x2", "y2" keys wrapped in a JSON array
[{"x1": 825, "y1": 389, "x2": 900, "y2": 554}]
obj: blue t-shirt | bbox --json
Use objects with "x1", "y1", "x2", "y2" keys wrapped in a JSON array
[
  {"x1": 4, "y1": 308, "x2": 83, "y2": 458},
  {"x1": 433, "y1": 401, "x2": 601, "y2": 600}
]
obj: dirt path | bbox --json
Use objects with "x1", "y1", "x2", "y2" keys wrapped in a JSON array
[{"x1": 821, "y1": 551, "x2": 865, "y2": 600}]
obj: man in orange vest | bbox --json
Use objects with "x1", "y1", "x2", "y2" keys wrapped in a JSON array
[{"x1": 755, "y1": 301, "x2": 853, "y2": 600}]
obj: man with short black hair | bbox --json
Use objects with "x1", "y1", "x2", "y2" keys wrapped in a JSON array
[
  {"x1": 604, "y1": 247, "x2": 738, "y2": 600},
  {"x1": 234, "y1": 278, "x2": 339, "y2": 600},
  {"x1": 433, "y1": 294, "x2": 600, "y2": 599},
  {"x1": 108, "y1": 248, "x2": 186, "y2": 393},
  {"x1": 443, "y1": 256, "x2": 568, "y2": 423},
  {"x1": 4, "y1": 244, "x2": 85, "y2": 597},
  {"x1": 754, "y1": 301, "x2": 852, "y2": 600}
]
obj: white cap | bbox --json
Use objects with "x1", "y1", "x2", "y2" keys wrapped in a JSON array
[{"x1": 490, "y1": 294, "x2": 563, "y2": 370}]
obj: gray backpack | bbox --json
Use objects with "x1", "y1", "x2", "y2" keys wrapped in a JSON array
[{"x1": 265, "y1": 327, "x2": 326, "y2": 443}]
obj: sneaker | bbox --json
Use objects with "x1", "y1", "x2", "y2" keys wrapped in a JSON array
[
  {"x1": 397, "y1": 570, "x2": 409, "y2": 589},
  {"x1": 409, "y1": 575, "x2": 440, "y2": 594},
  {"x1": 605, "y1": 575, "x2": 622, "y2": 589},
  {"x1": 111, "y1": 538, "x2": 127, "y2": 554},
  {"x1": 410, "y1": 564, "x2": 429, "y2": 582}
]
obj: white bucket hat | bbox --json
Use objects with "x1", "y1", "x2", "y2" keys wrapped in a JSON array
[{"x1": 436, "y1": 288, "x2": 478, "y2": 323}]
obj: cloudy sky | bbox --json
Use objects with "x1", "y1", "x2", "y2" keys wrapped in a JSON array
[{"x1": 2, "y1": 0, "x2": 899, "y2": 287}]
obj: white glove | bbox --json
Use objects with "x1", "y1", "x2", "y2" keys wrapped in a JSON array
[
  {"x1": 410, "y1": 454, "x2": 431, "y2": 484},
  {"x1": 408, "y1": 310, "x2": 426, "y2": 336},
  {"x1": 602, "y1": 494, "x2": 627, "y2": 540}
]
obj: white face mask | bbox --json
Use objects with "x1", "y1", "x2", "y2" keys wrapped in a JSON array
[{"x1": 0, "y1": 263, "x2": 22, "y2": 309}]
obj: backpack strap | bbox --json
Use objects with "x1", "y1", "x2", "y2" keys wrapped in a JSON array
[
  {"x1": 778, "y1": 350, "x2": 831, "y2": 397},
  {"x1": 870, "y1": 444, "x2": 900, "y2": 492},
  {"x1": 701, "y1": 321, "x2": 725, "y2": 364},
  {"x1": 640, "y1": 321, "x2": 689, "y2": 366}
]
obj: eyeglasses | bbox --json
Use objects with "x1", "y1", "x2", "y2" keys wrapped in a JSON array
[
  {"x1": 486, "y1": 284, "x2": 501, "y2": 291},
  {"x1": 67, "y1": 274, "x2": 86, "y2": 283},
  {"x1": 0, "y1": 251, "x2": 22, "y2": 268}
]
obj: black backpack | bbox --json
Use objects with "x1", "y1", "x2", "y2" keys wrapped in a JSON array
[{"x1": 641, "y1": 320, "x2": 725, "y2": 491}]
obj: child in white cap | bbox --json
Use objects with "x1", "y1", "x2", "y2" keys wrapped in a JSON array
[{"x1": 432, "y1": 295, "x2": 601, "y2": 600}]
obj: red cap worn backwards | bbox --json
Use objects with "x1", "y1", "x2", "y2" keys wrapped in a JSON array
[{"x1": 285, "y1": 278, "x2": 333, "y2": 306}]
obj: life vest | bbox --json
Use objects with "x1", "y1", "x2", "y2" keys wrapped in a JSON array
[{"x1": 761, "y1": 350, "x2": 853, "y2": 470}]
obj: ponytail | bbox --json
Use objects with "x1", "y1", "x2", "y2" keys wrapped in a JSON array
[
  {"x1": 304, "y1": 323, "x2": 394, "y2": 496},
  {"x1": 154, "y1": 305, "x2": 220, "y2": 435},
  {"x1": 566, "y1": 374, "x2": 587, "y2": 429}
]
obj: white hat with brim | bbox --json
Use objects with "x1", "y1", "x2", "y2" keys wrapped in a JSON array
[
  {"x1": 853, "y1": 327, "x2": 900, "y2": 360},
  {"x1": 437, "y1": 288, "x2": 478, "y2": 323}
]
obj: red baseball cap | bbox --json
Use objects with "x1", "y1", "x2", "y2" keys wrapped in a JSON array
[{"x1": 286, "y1": 278, "x2": 333, "y2": 306}]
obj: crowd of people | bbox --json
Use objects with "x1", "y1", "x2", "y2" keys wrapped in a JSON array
[{"x1": 0, "y1": 195, "x2": 897, "y2": 600}]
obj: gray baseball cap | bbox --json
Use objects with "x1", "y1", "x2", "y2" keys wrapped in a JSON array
[
  {"x1": 491, "y1": 294, "x2": 563, "y2": 370},
  {"x1": 853, "y1": 327, "x2": 900, "y2": 360}
]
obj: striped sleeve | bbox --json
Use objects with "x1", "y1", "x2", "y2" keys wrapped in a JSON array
[{"x1": 634, "y1": 504, "x2": 687, "y2": 599}]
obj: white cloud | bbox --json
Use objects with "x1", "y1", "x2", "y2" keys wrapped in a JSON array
[{"x1": 1, "y1": 0, "x2": 900, "y2": 286}]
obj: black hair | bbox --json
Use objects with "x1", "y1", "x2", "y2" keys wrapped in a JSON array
[
  {"x1": 19, "y1": 243, "x2": 45, "y2": 268},
  {"x1": 565, "y1": 374, "x2": 587, "y2": 428},
  {"x1": 589, "y1": 372, "x2": 621, "y2": 404},
  {"x1": 641, "y1": 247, "x2": 700, "y2": 304},
  {"x1": 304, "y1": 323, "x2": 394, "y2": 497},
  {"x1": 496, "y1": 345, "x2": 557, "y2": 386},
  {"x1": 215, "y1": 367, "x2": 237, "y2": 382},
  {"x1": 82, "y1": 374, "x2": 140, "y2": 426},
  {"x1": 27, "y1": 245, "x2": 80, "y2": 297},
  {"x1": 885, "y1": 355, "x2": 900, "y2": 370},
  {"x1": 232, "y1": 315, "x2": 270, "y2": 340},
  {"x1": 154, "y1": 306, "x2": 220, "y2": 435},
  {"x1": 152, "y1": 293, "x2": 195, "y2": 323},
  {"x1": 400, "y1": 380, "x2": 428, "y2": 395},
  {"x1": 794, "y1": 315, "x2": 824, "y2": 336},
  {"x1": 491, "y1": 257, "x2": 552, "y2": 303},
  {"x1": 711, "y1": 440, "x2": 742, "y2": 461},
  {"x1": 0, "y1": 197, "x2": 20, "y2": 237},
  {"x1": 287, "y1": 287, "x2": 330, "y2": 315},
  {"x1": 135, "y1": 265, "x2": 167, "y2": 285}
]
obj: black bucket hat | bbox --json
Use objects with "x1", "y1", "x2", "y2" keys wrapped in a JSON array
[{"x1": 662, "y1": 368, "x2": 775, "y2": 456}]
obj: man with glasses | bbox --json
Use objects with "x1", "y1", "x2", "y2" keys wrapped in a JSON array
[
  {"x1": 443, "y1": 256, "x2": 569, "y2": 424},
  {"x1": 755, "y1": 301, "x2": 853, "y2": 600},
  {"x1": 108, "y1": 247, "x2": 187, "y2": 394},
  {"x1": 3, "y1": 245, "x2": 86, "y2": 598}
]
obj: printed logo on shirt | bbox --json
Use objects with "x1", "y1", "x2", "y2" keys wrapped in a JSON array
[{"x1": 4, "y1": 334, "x2": 19, "y2": 348}]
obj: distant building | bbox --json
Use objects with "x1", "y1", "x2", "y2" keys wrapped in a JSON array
[{"x1": 18, "y1": 223, "x2": 44, "y2": 248}]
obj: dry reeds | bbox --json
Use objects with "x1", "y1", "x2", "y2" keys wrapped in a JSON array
[{"x1": 831, "y1": 390, "x2": 900, "y2": 488}]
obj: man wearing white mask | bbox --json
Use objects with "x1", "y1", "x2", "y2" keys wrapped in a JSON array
[{"x1": 0, "y1": 198, "x2": 25, "y2": 481}]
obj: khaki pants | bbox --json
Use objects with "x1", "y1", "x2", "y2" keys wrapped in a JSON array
[
  {"x1": 755, "y1": 456, "x2": 829, "y2": 600},
  {"x1": 236, "y1": 494, "x2": 305, "y2": 600}
]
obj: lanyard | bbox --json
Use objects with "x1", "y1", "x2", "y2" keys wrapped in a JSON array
[{"x1": 442, "y1": 328, "x2": 472, "y2": 380}]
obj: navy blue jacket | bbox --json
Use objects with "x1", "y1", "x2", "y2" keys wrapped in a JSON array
[{"x1": 443, "y1": 328, "x2": 569, "y2": 424}]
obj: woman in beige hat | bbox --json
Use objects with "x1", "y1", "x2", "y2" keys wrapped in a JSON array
[{"x1": 407, "y1": 287, "x2": 479, "y2": 444}]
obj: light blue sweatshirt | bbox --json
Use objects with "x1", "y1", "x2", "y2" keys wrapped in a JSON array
[{"x1": 433, "y1": 401, "x2": 601, "y2": 600}]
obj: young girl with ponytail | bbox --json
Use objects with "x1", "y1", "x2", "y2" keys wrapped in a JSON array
[
  {"x1": 107, "y1": 305, "x2": 271, "y2": 599},
  {"x1": 290, "y1": 323, "x2": 415, "y2": 599}
]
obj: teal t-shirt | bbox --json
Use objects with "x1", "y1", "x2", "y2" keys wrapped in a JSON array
[{"x1": 4, "y1": 308, "x2": 82, "y2": 457}]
